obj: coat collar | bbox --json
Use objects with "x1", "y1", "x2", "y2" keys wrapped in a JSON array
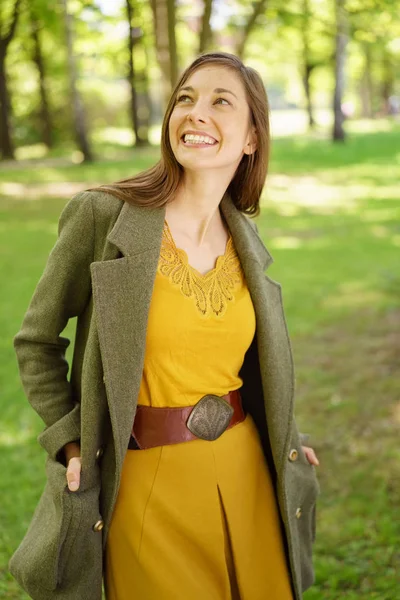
[{"x1": 106, "y1": 191, "x2": 273, "y2": 271}]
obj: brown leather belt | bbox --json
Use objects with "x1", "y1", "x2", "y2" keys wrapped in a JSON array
[{"x1": 129, "y1": 390, "x2": 245, "y2": 450}]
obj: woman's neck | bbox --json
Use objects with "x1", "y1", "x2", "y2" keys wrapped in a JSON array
[{"x1": 165, "y1": 171, "x2": 231, "y2": 246}]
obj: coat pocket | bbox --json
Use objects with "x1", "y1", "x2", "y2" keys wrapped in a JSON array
[
  {"x1": 9, "y1": 457, "x2": 80, "y2": 593},
  {"x1": 9, "y1": 457, "x2": 103, "y2": 598}
]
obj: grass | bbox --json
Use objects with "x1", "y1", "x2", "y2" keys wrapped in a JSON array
[{"x1": 0, "y1": 118, "x2": 399, "y2": 598}]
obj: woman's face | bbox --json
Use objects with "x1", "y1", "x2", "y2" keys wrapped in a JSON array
[{"x1": 168, "y1": 65, "x2": 256, "y2": 175}]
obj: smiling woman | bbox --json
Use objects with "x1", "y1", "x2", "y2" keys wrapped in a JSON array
[{"x1": 10, "y1": 52, "x2": 319, "y2": 600}]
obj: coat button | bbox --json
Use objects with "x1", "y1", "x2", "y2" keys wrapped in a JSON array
[
  {"x1": 93, "y1": 519, "x2": 104, "y2": 532},
  {"x1": 289, "y1": 449, "x2": 298, "y2": 461},
  {"x1": 102, "y1": 375, "x2": 106, "y2": 384},
  {"x1": 295, "y1": 507, "x2": 302, "y2": 519},
  {"x1": 95, "y1": 447, "x2": 104, "y2": 460}
]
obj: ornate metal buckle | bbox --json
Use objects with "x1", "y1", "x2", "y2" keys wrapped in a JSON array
[{"x1": 186, "y1": 395, "x2": 234, "y2": 441}]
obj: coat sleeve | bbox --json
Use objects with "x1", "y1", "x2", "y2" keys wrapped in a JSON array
[{"x1": 13, "y1": 191, "x2": 95, "y2": 461}]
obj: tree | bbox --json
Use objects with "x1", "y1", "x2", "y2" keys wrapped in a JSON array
[
  {"x1": 126, "y1": 0, "x2": 149, "y2": 147},
  {"x1": 273, "y1": 1, "x2": 329, "y2": 130},
  {"x1": 29, "y1": 1, "x2": 53, "y2": 148},
  {"x1": 199, "y1": 0, "x2": 213, "y2": 54},
  {"x1": 381, "y1": 47, "x2": 395, "y2": 114},
  {"x1": 301, "y1": 0, "x2": 316, "y2": 128},
  {"x1": 136, "y1": 4, "x2": 153, "y2": 144},
  {"x1": 61, "y1": 0, "x2": 93, "y2": 161},
  {"x1": 359, "y1": 42, "x2": 373, "y2": 118},
  {"x1": 348, "y1": 0, "x2": 400, "y2": 118},
  {"x1": 332, "y1": 0, "x2": 348, "y2": 141},
  {"x1": 151, "y1": 0, "x2": 178, "y2": 104},
  {"x1": 0, "y1": 0, "x2": 22, "y2": 160},
  {"x1": 167, "y1": 0, "x2": 178, "y2": 85},
  {"x1": 236, "y1": 0, "x2": 269, "y2": 60}
]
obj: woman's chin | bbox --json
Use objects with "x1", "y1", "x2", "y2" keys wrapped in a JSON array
[{"x1": 175, "y1": 155, "x2": 216, "y2": 171}]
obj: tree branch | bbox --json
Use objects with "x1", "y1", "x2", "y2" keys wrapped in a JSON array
[
  {"x1": 237, "y1": 0, "x2": 268, "y2": 59},
  {"x1": 4, "y1": 0, "x2": 23, "y2": 47}
]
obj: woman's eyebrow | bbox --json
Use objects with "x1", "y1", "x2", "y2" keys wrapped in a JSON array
[{"x1": 179, "y1": 85, "x2": 238, "y2": 99}]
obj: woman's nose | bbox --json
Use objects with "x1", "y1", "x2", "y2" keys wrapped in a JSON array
[
  {"x1": 187, "y1": 112, "x2": 206, "y2": 124},
  {"x1": 186, "y1": 102, "x2": 208, "y2": 124}
]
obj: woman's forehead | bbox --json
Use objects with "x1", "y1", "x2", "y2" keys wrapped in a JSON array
[{"x1": 183, "y1": 66, "x2": 245, "y2": 96}]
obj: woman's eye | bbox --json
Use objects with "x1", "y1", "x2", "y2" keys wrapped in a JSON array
[{"x1": 176, "y1": 95, "x2": 230, "y2": 105}]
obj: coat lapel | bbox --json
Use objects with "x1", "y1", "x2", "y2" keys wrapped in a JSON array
[
  {"x1": 220, "y1": 195, "x2": 295, "y2": 472},
  {"x1": 90, "y1": 201, "x2": 166, "y2": 471},
  {"x1": 91, "y1": 193, "x2": 294, "y2": 477}
]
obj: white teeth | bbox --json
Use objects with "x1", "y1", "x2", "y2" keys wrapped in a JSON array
[{"x1": 183, "y1": 134, "x2": 216, "y2": 145}]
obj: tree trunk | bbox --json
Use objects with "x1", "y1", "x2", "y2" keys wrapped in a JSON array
[
  {"x1": 166, "y1": 0, "x2": 178, "y2": 87},
  {"x1": 126, "y1": 0, "x2": 146, "y2": 147},
  {"x1": 30, "y1": 10, "x2": 53, "y2": 148},
  {"x1": 360, "y1": 43, "x2": 373, "y2": 118},
  {"x1": 139, "y1": 42, "x2": 151, "y2": 145},
  {"x1": 332, "y1": 0, "x2": 348, "y2": 142},
  {"x1": 199, "y1": 0, "x2": 213, "y2": 54},
  {"x1": 303, "y1": 64, "x2": 315, "y2": 128},
  {"x1": 0, "y1": 0, "x2": 22, "y2": 161},
  {"x1": 151, "y1": 0, "x2": 178, "y2": 107},
  {"x1": 301, "y1": 0, "x2": 315, "y2": 128},
  {"x1": 0, "y1": 49, "x2": 14, "y2": 160},
  {"x1": 62, "y1": 0, "x2": 93, "y2": 162},
  {"x1": 381, "y1": 49, "x2": 394, "y2": 115},
  {"x1": 236, "y1": 0, "x2": 268, "y2": 60}
]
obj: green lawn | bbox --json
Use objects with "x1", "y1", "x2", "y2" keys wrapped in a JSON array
[{"x1": 1, "y1": 120, "x2": 399, "y2": 598}]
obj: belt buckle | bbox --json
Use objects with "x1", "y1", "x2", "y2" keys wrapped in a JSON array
[{"x1": 186, "y1": 395, "x2": 234, "y2": 441}]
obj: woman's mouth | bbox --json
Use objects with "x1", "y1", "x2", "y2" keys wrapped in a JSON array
[{"x1": 180, "y1": 133, "x2": 218, "y2": 147}]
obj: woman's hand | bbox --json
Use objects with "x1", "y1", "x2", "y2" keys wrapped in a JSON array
[
  {"x1": 64, "y1": 441, "x2": 82, "y2": 492},
  {"x1": 301, "y1": 446, "x2": 320, "y2": 466}
]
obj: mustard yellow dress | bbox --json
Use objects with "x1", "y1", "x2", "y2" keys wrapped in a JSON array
[{"x1": 104, "y1": 222, "x2": 294, "y2": 600}]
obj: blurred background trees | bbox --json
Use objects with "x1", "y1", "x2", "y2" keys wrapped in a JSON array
[{"x1": 0, "y1": 0, "x2": 399, "y2": 162}]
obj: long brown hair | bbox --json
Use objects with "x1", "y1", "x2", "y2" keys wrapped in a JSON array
[{"x1": 90, "y1": 52, "x2": 270, "y2": 216}]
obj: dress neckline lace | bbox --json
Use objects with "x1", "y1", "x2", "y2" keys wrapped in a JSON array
[
  {"x1": 159, "y1": 220, "x2": 243, "y2": 317},
  {"x1": 163, "y1": 220, "x2": 232, "y2": 278}
]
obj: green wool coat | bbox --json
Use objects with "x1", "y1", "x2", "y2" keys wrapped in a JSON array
[{"x1": 9, "y1": 189, "x2": 320, "y2": 600}]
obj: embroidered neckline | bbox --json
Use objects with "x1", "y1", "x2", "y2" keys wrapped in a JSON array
[{"x1": 158, "y1": 221, "x2": 243, "y2": 317}]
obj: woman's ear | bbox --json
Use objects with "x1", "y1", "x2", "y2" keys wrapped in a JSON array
[{"x1": 244, "y1": 127, "x2": 257, "y2": 155}]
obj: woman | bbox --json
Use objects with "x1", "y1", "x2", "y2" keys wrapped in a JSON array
[{"x1": 9, "y1": 52, "x2": 320, "y2": 600}]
